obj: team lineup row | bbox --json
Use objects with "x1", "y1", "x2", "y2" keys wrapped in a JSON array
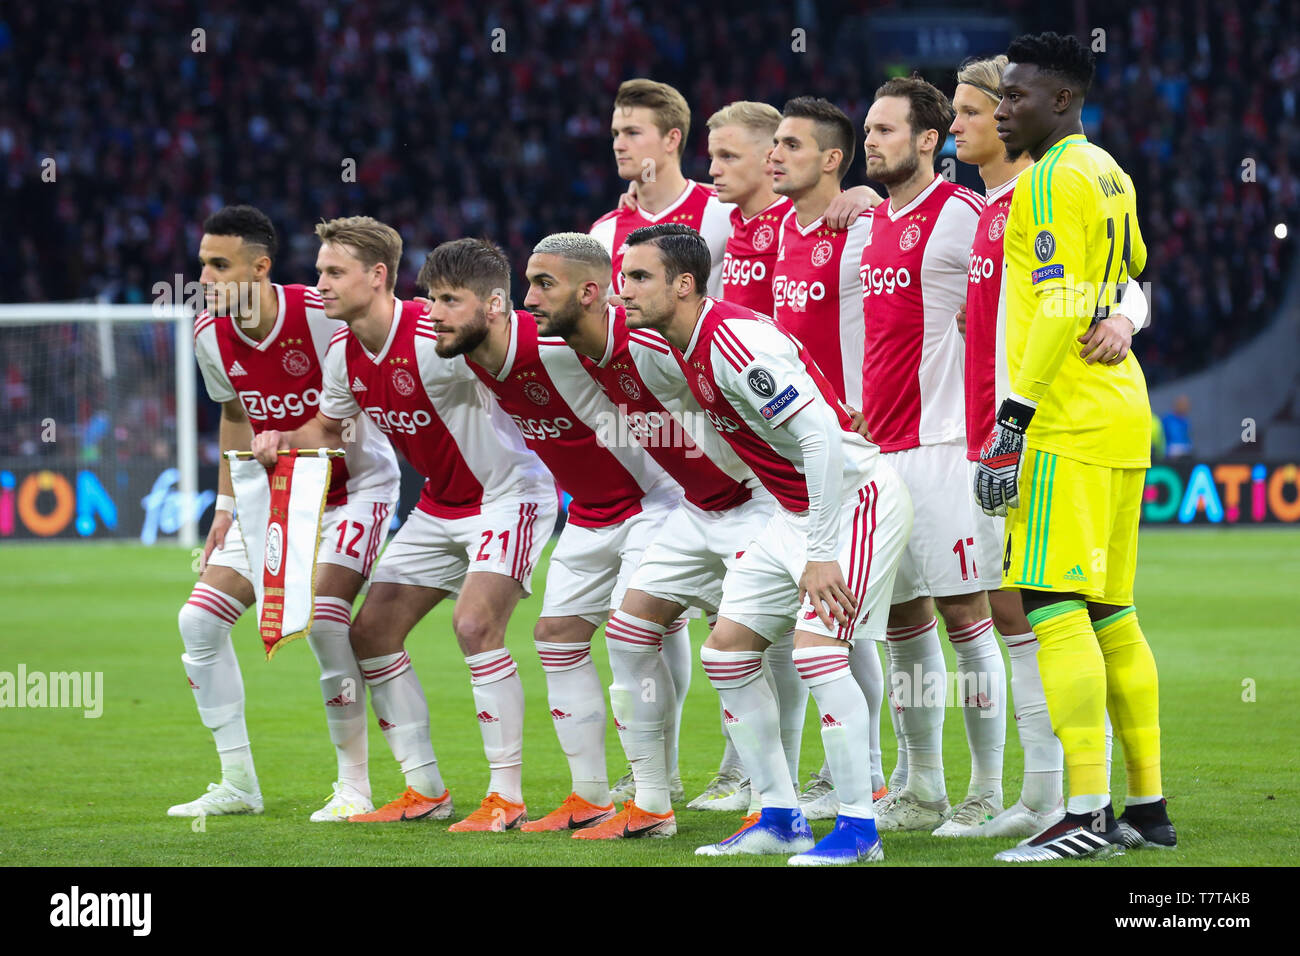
[{"x1": 169, "y1": 31, "x2": 1174, "y2": 864}]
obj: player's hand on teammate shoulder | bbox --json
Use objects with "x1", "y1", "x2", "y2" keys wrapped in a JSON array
[
  {"x1": 845, "y1": 405, "x2": 872, "y2": 440},
  {"x1": 799, "y1": 561, "x2": 858, "y2": 629},
  {"x1": 618, "y1": 181, "x2": 640, "y2": 212},
  {"x1": 1077, "y1": 313, "x2": 1134, "y2": 366},
  {"x1": 824, "y1": 185, "x2": 883, "y2": 229},
  {"x1": 974, "y1": 397, "x2": 1035, "y2": 517},
  {"x1": 955, "y1": 303, "x2": 966, "y2": 338},
  {"x1": 251, "y1": 429, "x2": 285, "y2": 468}
]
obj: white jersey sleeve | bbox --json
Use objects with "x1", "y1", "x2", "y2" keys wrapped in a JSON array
[
  {"x1": 194, "y1": 318, "x2": 237, "y2": 404},
  {"x1": 714, "y1": 321, "x2": 817, "y2": 430},
  {"x1": 320, "y1": 336, "x2": 361, "y2": 421},
  {"x1": 837, "y1": 215, "x2": 872, "y2": 406},
  {"x1": 1119, "y1": 278, "x2": 1150, "y2": 331},
  {"x1": 712, "y1": 319, "x2": 842, "y2": 557},
  {"x1": 701, "y1": 194, "x2": 736, "y2": 297}
]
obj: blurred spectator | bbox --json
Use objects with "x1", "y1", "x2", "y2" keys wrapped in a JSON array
[
  {"x1": 0, "y1": 0, "x2": 1295, "y2": 457},
  {"x1": 1163, "y1": 394, "x2": 1194, "y2": 459}
]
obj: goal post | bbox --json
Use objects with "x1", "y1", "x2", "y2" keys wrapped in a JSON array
[{"x1": 0, "y1": 302, "x2": 201, "y2": 546}]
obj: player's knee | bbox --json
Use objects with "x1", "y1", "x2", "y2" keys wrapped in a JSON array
[
  {"x1": 453, "y1": 611, "x2": 505, "y2": 656},
  {"x1": 177, "y1": 601, "x2": 229, "y2": 662},
  {"x1": 1019, "y1": 590, "x2": 1083, "y2": 616},
  {"x1": 533, "y1": 616, "x2": 589, "y2": 644}
]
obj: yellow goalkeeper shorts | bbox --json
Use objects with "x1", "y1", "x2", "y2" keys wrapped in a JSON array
[{"x1": 1000, "y1": 448, "x2": 1145, "y2": 606}]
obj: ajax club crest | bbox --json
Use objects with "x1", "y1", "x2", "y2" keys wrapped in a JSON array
[
  {"x1": 281, "y1": 348, "x2": 312, "y2": 377},
  {"x1": 696, "y1": 372, "x2": 716, "y2": 404},
  {"x1": 524, "y1": 381, "x2": 551, "y2": 406},
  {"x1": 391, "y1": 367, "x2": 416, "y2": 397},
  {"x1": 753, "y1": 223, "x2": 775, "y2": 251},
  {"x1": 899, "y1": 223, "x2": 922, "y2": 251},
  {"x1": 988, "y1": 212, "x2": 1007, "y2": 241},
  {"x1": 810, "y1": 239, "x2": 834, "y2": 268},
  {"x1": 618, "y1": 373, "x2": 642, "y2": 401}
]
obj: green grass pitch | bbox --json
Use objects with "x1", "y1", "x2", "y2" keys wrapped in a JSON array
[{"x1": 1, "y1": 529, "x2": 1296, "y2": 867}]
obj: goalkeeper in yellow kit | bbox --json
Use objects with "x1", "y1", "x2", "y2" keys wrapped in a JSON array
[{"x1": 974, "y1": 32, "x2": 1174, "y2": 861}]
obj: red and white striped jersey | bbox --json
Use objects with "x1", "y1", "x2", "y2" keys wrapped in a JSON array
[
  {"x1": 469, "y1": 310, "x2": 677, "y2": 528},
  {"x1": 590, "y1": 180, "x2": 733, "y2": 296},
  {"x1": 720, "y1": 197, "x2": 792, "y2": 315},
  {"x1": 963, "y1": 174, "x2": 1018, "y2": 460},
  {"x1": 575, "y1": 303, "x2": 756, "y2": 512},
  {"x1": 771, "y1": 208, "x2": 872, "y2": 405},
  {"x1": 194, "y1": 283, "x2": 398, "y2": 506},
  {"x1": 859, "y1": 174, "x2": 983, "y2": 452},
  {"x1": 320, "y1": 297, "x2": 551, "y2": 519},
  {"x1": 672, "y1": 297, "x2": 880, "y2": 514}
]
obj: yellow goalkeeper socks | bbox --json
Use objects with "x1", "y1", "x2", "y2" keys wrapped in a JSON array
[
  {"x1": 1094, "y1": 606, "x2": 1163, "y2": 800},
  {"x1": 1027, "y1": 600, "x2": 1107, "y2": 799}
]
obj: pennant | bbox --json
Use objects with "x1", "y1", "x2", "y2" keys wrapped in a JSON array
[{"x1": 227, "y1": 450, "x2": 336, "y2": 659}]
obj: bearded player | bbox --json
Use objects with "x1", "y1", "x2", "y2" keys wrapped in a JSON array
[
  {"x1": 171, "y1": 205, "x2": 400, "y2": 822},
  {"x1": 418, "y1": 238, "x2": 686, "y2": 834},
  {"x1": 254, "y1": 217, "x2": 556, "y2": 831},
  {"x1": 980, "y1": 32, "x2": 1173, "y2": 860}
]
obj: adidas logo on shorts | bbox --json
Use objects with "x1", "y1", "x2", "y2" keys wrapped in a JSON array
[{"x1": 1064, "y1": 564, "x2": 1088, "y2": 582}]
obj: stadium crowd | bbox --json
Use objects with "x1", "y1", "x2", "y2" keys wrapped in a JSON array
[{"x1": 0, "y1": 0, "x2": 1295, "y2": 433}]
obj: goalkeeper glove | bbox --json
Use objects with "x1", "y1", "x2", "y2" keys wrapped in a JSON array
[{"x1": 974, "y1": 396, "x2": 1036, "y2": 516}]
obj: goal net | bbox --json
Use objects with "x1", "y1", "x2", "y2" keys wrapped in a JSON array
[{"x1": 0, "y1": 303, "x2": 200, "y2": 545}]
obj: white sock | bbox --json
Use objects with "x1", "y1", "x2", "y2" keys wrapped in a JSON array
[
  {"x1": 701, "y1": 646, "x2": 797, "y2": 810},
  {"x1": 1002, "y1": 630, "x2": 1063, "y2": 810},
  {"x1": 360, "y1": 651, "x2": 444, "y2": 799},
  {"x1": 536, "y1": 640, "x2": 608, "y2": 806},
  {"x1": 308, "y1": 597, "x2": 369, "y2": 799},
  {"x1": 718, "y1": 715, "x2": 743, "y2": 775},
  {"x1": 849, "y1": 637, "x2": 886, "y2": 793},
  {"x1": 886, "y1": 618, "x2": 946, "y2": 803},
  {"x1": 766, "y1": 627, "x2": 806, "y2": 784},
  {"x1": 465, "y1": 649, "x2": 525, "y2": 804},
  {"x1": 661, "y1": 617, "x2": 692, "y2": 779},
  {"x1": 947, "y1": 618, "x2": 1005, "y2": 802},
  {"x1": 606, "y1": 612, "x2": 672, "y2": 813},
  {"x1": 794, "y1": 645, "x2": 874, "y2": 819},
  {"x1": 887, "y1": 646, "x2": 908, "y2": 792},
  {"x1": 179, "y1": 585, "x2": 257, "y2": 792}
]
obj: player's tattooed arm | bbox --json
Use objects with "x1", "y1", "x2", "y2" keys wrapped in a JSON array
[
  {"x1": 824, "y1": 185, "x2": 883, "y2": 229},
  {"x1": 202, "y1": 399, "x2": 253, "y2": 570},
  {"x1": 250, "y1": 412, "x2": 345, "y2": 467}
]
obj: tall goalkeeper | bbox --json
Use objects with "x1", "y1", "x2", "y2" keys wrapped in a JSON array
[{"x1": 975, "y1": 32, "x2": 1174, "y2": 861}]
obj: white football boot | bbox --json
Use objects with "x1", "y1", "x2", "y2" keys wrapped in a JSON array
[
  {"x1": 981, "y1": 798, "x2": 1065, "y2": 838},
  {"x1": 310, "y1": 782, "x2": 375, "y2": 822},
  {"x1": 167, "y1": 780, "x2": 264, "y2": 817},
  {"x1": 932, "y1": 793, "x2": 1003, "y2": 836},
  {"x1": 687, "y1": 768, "x2": 751, "y2": 811}
]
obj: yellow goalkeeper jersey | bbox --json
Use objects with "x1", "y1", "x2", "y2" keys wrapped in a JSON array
[{"x1": 1004, "y1": 133, "x2": 1151, "y2": 469}]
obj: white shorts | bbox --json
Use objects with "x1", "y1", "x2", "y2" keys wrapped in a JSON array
[
  {"x1": 628, "y1": 492, "x2": 775, "y2": 615},
  {"x1": 973, "y1": 505, "x2": 1007, "y2": 593},
  {"x1": 210, "y1": 496, "x2": 395, "y2": 582},
  {"x1": 717, "y1": 464, "x2": 912, "y2": 645},
  {"x1": 887, "y1": 441, "x2": 990, "y2": 603},
  {"x1": 371, "y1": 495, "x2": 557, "y2": 596},
  {"x1": 541, "y1": 490, "x2": 678, "y2": 625}
]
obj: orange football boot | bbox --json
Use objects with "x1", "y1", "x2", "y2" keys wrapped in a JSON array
[
  {"x1": 447, "y1": 792, "x2": 528, "y2": 832},
  {"x1": 572, "y1": 800, "x2": 676, "y2": 840},
  {"x1": 730, "y1": 812, "x2": 761, "y2": 838},
  {"x1": 348, "y1": 786, "x2": 453, "y2": 822},
  {"x1": 520, "y1": 792, "x2": 616, "y2": 832},
  {"x1": 872, "y1": 785, "x2": 890, "y2": 801}
]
